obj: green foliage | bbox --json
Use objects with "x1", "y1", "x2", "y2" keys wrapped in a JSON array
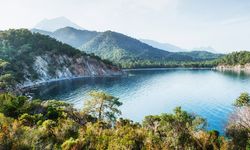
[
  {"x1": 143, "y1": 107, "x2": 207, "y2": 149},
  {"x1": 61, "y1": 138, "x2": 83, "y2": 150},
  {"x1": 83, "y1": 90, "x2": 122, "y2": 123},
  {"x1": 226, "y1": 92, "x2": 250, "y2": 149},
  {"x1": 218, "y1": 51, "x2": 250, "y2": 66},
  {"x1": 80, "y1": 31, "x2": 222, "y2": 69},
  {"x1": 0, "y1": 93, "x2": 31, "y2": 118},
  {"x1": 234, "y1": 92, "x2": 250, "y2": 107},
  {"x1": 226, "y1": 126, "x2": 249, "y2": 149},
  {"x1": 0, "y1": 29, "x2": 81, "y2": 83},
  {"x1": 0, "y1": 29, "x2": 117, "y2": 90},
  {"x1": 108, "y1": 123, "x2": 146, "y2": 149},
  {"x1": 42, "y1": 100, "x2": 71, "y2": 120},
  {"x1": 0, "y1": 59, "x2": 15, "y2": 90},
  {"x1": 117, "y1": 59, "x2": 218, "y2": 69},
  {"x1": 19, "y1": 113, "x2": 42, "y2": 126},
  {"x1": 0, "y1": 92, "x2": 248, "y2": 149}
]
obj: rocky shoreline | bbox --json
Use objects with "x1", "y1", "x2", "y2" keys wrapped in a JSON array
[
  {"x1": 17, "y1": 54, "x2": 124, "y2": 89},
  {"x1": 18, "y1": 73, "x2": 125, "y2": 95},
  {"x1": 214, "y1": 63, "x2": 250, "y2": 74}
]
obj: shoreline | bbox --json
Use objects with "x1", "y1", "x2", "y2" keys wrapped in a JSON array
[
  {"x1": 123, "y1": 67, "x2": 213, "y2": 71},
  {"x1": 21, "y1": 66, "x2": 250, "y2": 91},
  {"x1": 19, "y1": 74, "x2": 125, "y2": 91},
  {"x1": 20, "y1": 67, "x2": 214, "y2": 91},
  {"x1": 213, "y1": 64, "x2": 250, "y2": 74}
]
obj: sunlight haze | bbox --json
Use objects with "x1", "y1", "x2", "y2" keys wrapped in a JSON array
[{"x1": 1, "y1": 0, "x2": 250, "y2": 53}]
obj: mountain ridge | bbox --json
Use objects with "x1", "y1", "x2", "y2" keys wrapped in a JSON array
[
  {"x1": 80, "y1": 30, "x2": 194, "y2": 62},
  {"x1": 80, "y1": 31, "x2": 223, "y2": 67},
  {"x1": 31, "y1": 27, "x2": 223, "y2": 68}
]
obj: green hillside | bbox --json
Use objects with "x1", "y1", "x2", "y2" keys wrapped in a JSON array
[
  {"x1": 33, "y1": 27, "x2": 223, "y2": 68},
  {"x1": 80, "y1": 31, "x2": 222, "y2": 68},
  {"x1": 80, "y1": 31, "x2": 192, "y2": 62},
  {"x1": 0, "y1": 29, "x2": 121, "y2": 90},
  {"x1": 217, "y1": 51, "x2": 250, "y2": 65}
]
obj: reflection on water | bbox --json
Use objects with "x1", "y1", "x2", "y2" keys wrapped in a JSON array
[{"x1": 30, "y1": 69, "x2": 250, "y2": 134}]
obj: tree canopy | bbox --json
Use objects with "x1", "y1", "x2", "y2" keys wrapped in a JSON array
[
  {"x1": 218, "y1": 51, "x2": 250, "y2": 66},
  {"x1": 83, "y1": 91, "x2": 122, "y2": 123},
  {"x1": 234, "y1": 92, "x2": 250, "y2": 107},
  {"x1": 1, "y1": 91, "x2": 249, "y2": 149}
]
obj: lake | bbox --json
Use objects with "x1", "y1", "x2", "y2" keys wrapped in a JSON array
[{"x1": 30, "y1": 69, "x2": 250, "y2": 134}]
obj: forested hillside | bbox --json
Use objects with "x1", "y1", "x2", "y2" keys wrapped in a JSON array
[
  {"x1": 80, "y1": 31, "x2": 223, "y2": 68},
  {"x1": 0, "y1": 29, "x2": 122, "y2": 90},
  {"x1": 217, "y1": 51, "x2": 250, "y2": 65},
  {"x1": 33, "y1": 27, "x2": 223, "y2": 68},
  {"x1": 80, "y1": 31, "x2": 194, "y2": 62}
]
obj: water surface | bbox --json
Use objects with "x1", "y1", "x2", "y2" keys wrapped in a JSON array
[{"x1": 31, "y1": 69, "x2": 250, "y2": 134}]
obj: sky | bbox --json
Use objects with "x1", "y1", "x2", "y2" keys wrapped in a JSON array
[{"x1": 1, "y1": 0, "x2": 250, "y2": 53}]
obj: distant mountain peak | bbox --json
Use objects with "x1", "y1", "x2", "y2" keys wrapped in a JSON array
[
  {"x1": 140, "y1": 39, "x2": 184, "y2": 52},
  {"x1": 34, "y1": 17, "x2": 84, "y2": 32},
  {"x1": 191, "y1": 46, "x2": 218, "y2": 53}
]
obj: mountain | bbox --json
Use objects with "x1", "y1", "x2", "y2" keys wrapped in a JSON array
[
  {"x1": 80, "y1": 31, "x2": 195, "y2": 63},
  {"x1": 0, "y1": 29, "x2": 122, "y2": 88},
  {"x1": 32, "y1": 27, "x2": 99, "y2": 48},
  {"x1": 52, "y1": 27, "x2": 99, "y2": 48},
  {"x1": 79, "y1": 31, "x2": 223, "y2": 68},
  {"x1": 191, "y1": 46, "x2": 218, "y2": 53},
  {"x1": 140, "y1": 39, "x2": 184, "y2": 52},
  {"x1": 140, "y1": 38, "x2": 221, "y2": 54},
  {"x1": 34, "y1": 17, "x2": 84, "y2": 32},
  {"x1": 32, "y1": 27, "x2": 222, "y2": 68}
]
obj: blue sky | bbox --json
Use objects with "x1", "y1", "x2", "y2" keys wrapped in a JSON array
[{"x1": 0, "y1": 0, "x2": 250, "y2": 52}]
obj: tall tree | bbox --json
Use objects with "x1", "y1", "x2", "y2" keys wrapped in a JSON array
[
  {"x1": 226, "y1": 92, "x2": 250, "y2": 149},
  {"x1": 0, "y1": 59, "x2": 14, "y2": 91},
  {"x1": 83, "y1": 91, "x2": 122, "y2": 123},
  {"x1": 234, "y1": 92, "x2": 250, "y2": 107}
]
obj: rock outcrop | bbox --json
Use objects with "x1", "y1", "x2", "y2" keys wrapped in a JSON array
[
  {"x1": 21, "y1": 54, "x2": 123, "y2": 87},
  {"x1": 215, "y1": 63, "x2": 250, "y2": 74}
]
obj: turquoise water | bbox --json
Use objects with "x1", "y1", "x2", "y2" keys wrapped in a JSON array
[{"x1": 31, "y1": 69, "x2": 250, "y2": 134}]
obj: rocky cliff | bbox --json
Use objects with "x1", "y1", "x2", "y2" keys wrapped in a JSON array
[{"x1": 21, "y1": 54, "x2": 123, "y2": 87}]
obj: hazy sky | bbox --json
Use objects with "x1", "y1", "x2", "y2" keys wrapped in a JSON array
[{"x1": 1, "y1": 0, "x2": 250, "y2": 53}]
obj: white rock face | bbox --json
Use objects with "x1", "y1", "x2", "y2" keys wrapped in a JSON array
[
  {"x1": 33, "y1": 56, "x2": 51, "y2": 80},
  {"x1": 215, "y1": 63, "x2": 250, "y2": 74},
  {"x1": 21, "y1": 54, "x2": 123, "y2": 87}
]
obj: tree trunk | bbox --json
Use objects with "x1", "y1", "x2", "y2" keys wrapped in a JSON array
[{"x1": 98, "y1": 99, "x2": 104, "y2": 120}]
